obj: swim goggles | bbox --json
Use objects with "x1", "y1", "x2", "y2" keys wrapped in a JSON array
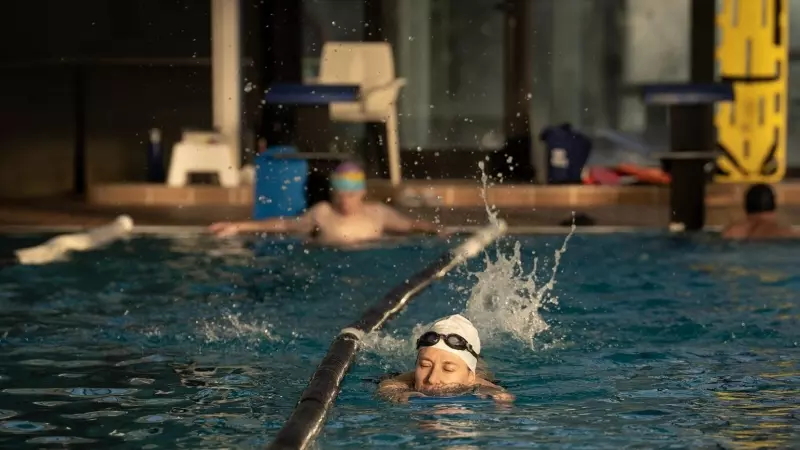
[{"x1": 416, "y1": 332, "x2": 480, "y2": 359}]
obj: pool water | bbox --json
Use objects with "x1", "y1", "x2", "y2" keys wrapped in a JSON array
[{"x1": 0, "y1": 232, "x2": 798, "y2": 449}]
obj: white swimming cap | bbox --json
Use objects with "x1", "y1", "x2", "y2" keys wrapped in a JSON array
[{"x1": 422, "y1": 314, "x2": 481, "y2": 372}]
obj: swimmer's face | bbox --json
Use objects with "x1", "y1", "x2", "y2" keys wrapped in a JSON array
[
  {"x1": 332, "y1": 189, "x2": 365, "y2": 214},
  {"x1": 414, "y1": 347, "x2": 475, "y2": 393}
]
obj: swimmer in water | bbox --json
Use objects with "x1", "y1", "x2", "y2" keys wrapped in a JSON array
[
  {"x1": 209, "y1": 162, "x2": 448, "y2": 245},
  {"x1": 377, "y1": 314, "x2": 514, "y2": 403},
  {"x1": 722, "y1": 184, "x2": 799, "y2": 240}
]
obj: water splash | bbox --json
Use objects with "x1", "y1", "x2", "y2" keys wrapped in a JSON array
[
  {"x1": 464, "y1": 227, "x2": 573, "y2": 350},
  {"x1": 363, "y1": 163, "x2": 577, "y2": 357},
  {"x1": 198, "y1": 313, "x2": 276, "y2": 344},
  {"x1": 362, "y1": 228, "x2": 574, "y2": 356},
  {"x1": 477, "y1": 161, "x2": 499, "y2": 225},
  {"x1": 468, "y1": 162, "x2": 575, "y2": 348},
  {"x1": 361, "y1": 331, "x2": 412, "y2": 355}
]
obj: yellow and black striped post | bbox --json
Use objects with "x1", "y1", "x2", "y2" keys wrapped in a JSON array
[{"x1": 715, "y1": 0, "x2": 789, "y2": 183}]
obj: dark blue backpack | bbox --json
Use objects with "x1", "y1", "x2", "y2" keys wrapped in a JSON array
[{"x1": 539, "y1": 123, "x2": 593, "y2": 184}]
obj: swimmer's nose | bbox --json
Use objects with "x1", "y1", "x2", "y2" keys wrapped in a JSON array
[{"x1": 426, "y1": 369, "x2": 443, "y2": 386}]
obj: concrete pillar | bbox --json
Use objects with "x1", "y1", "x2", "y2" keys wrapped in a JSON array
[
  {"x1": 550, "y1": 1, "x2": 585, "y2": 126},
  {"x1": 528, "y1": 0, "x2": 555, "y2": 184},
  {"x1": 211, "y1": 0, "x2": 242, "y2": 166},
  {"x1": 621, "y1": 0, "x2": 690, "y2": 132},
  {"x1": 396, "y1": 0, "x2": 431, "y2": 148}
]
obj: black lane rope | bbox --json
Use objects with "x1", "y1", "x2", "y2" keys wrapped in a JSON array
[{"x1": 267, "y1": 220, "x2": 508, "y2": 450}]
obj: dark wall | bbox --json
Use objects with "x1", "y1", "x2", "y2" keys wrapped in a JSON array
[
  {"x1": 0, "y1": 0, "x2": 261, "y2": 198},
  {"x1": 0, "y1": 0, "x2": 212, "y2": 60}
]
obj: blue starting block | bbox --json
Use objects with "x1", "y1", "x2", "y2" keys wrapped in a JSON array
[
  {"x1": 262, "y1": 83, "x2": 362, "y2": 154},
  {"x1": 264, "y1": 83, "x2": 360, "y2": 105},
  {"x1": 639, "y1": 83, "x2": 734, "y2": 232},
  {"x1": 642, "y1": 83, "x2": 734, "y2": 105}
]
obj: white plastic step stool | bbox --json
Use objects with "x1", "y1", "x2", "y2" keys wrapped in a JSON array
[{"x1": 167, "y1": 131, "x2": 240, "y2": 187}]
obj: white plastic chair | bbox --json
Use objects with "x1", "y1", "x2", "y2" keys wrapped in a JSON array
[
  {"x1": 317, "y1": 42, "x2": 406, "y2": 186},
  {"x1": 167, "y1": 131, "x2": 240, "y2": 187}
]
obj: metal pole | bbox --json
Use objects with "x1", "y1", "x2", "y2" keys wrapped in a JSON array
[
  {"x1": 73, "y1": 66, "x2": 86, "y2": 196},
  {"x1": 258, "y1": 0, "x2": 303, "y2": 147},
  {"x1": 497, "y1": 0, "x2": 533, "y2": 182},
  {"x1": 667, "y1": 0, "x2": 716, "y2": 231}
]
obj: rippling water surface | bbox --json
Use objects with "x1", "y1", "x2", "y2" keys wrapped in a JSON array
[{"x1": 0, "y1": 232, "x2": 798, "y2": 449}]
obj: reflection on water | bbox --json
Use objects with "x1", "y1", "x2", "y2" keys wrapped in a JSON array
[
  {"x1": 0, "y1": 233, "x2": 798, "y2": 448},
  {"x1": 415, "y1": 405, "x2": 482, "y2": 441},
  {"x1": 711, "y1": 368, "x2": 799, "y2": 450}
]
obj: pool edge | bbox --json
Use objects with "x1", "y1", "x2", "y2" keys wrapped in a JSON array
[{"x1": 0, "y1": 224, "x2": 722, "y2": 235}]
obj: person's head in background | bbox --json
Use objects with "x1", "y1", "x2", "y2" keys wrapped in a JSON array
[
  {"x1": 745, "y1": 184, "x2": 777, "y2": 218},
  {"x1": 330, "y1": 162, "x2": 366, "y2": 215}
]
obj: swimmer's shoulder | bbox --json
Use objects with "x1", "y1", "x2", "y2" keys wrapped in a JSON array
[
  {"x1": 722, "y1": 219, "x2": 797, "y2": 240},
  {"x1": 308, "y1": 201, "x2": 333, "y2": 215},
  {"x1": 378, "y1": 371, "x2": 413, "y2": 390},
  {"x1": 775, "y1": 223, "x2": 798, "y2": 238},
  {"x1": 476, "y1": 377, "x2": 503, "y2": 390},
  {"x1": 721, "y1": 222, "x2": 748, "y2": 239},
  {"x1": 387, "y1": 371, "x2": 414, "y2": 383}
]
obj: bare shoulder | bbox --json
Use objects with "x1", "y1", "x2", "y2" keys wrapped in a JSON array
[
  {"x1": 377, "y1": 372, "x2": 414, "y2": 400},
  {"x1": 476, "y1": 377, "x2": 503, "y2": 389},
  {"x1": 379, "y1": 371, "x2": 414, "y2": 386},
  {"x1": 308, "y1": 201, "x2": 333, "y2": 215},
  {"x1": 722, "y1": 222, "x2": 747, "y2": 239},
  {"x1": 780, "y1": 224, "x2": 799, "y2": 237},
  {"x1": 314, "y1": 201, "x2": 333, "y2": 210}
]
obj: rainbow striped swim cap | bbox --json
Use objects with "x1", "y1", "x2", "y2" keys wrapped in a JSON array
[{"x1": 331, "y1": 162, "x2": 366, "y2": 191}]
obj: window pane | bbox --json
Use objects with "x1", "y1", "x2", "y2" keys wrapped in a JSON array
[{"x1": 392, "y1": 0, "x2": 505, "y2": 150}]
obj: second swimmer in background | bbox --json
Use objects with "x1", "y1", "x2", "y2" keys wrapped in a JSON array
[{"x1": 209, "y1": 162, "x2": 449, "y2": 245}]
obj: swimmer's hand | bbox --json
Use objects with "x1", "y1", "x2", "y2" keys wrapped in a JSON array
[
  {"x1": 209, "y1": 222, "x2": 242, "y2": 237},
  {"x1": 473, "y1": 385, "x2": 515, "y2": 403},
  {"x1": 396, "y1": 391, "x2": 426, "y2": 403},
  {"x1": 378, "y1": 388, "x2": 426, "y2": 403}
]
